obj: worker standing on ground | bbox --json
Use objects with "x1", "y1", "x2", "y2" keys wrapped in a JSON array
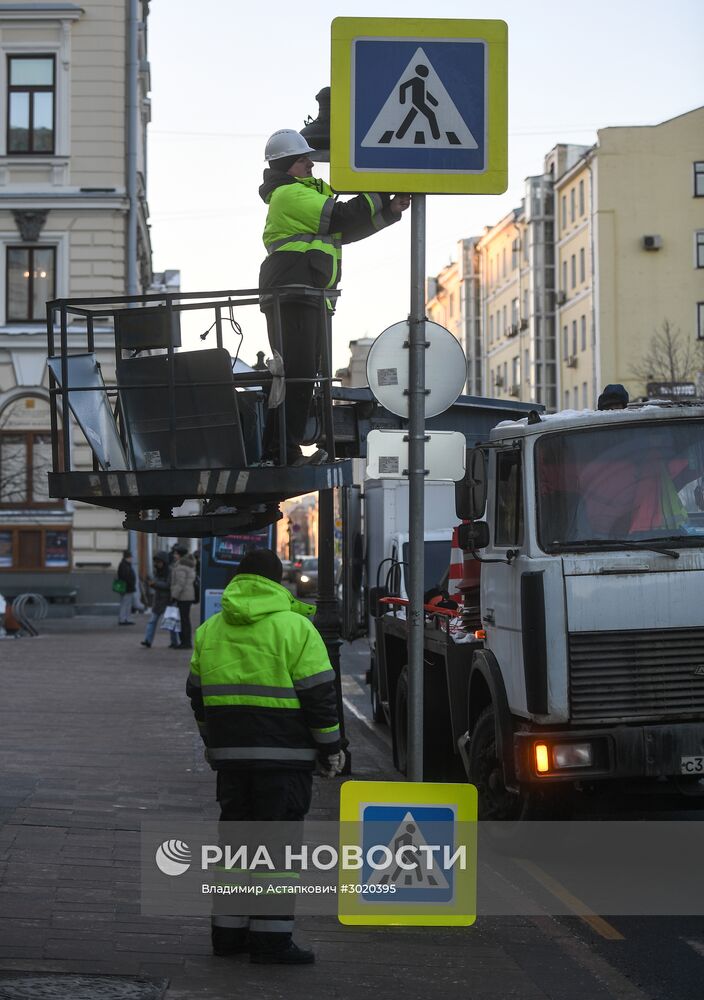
[
  {"x1": 259, "y1": 129, "x2": 411, "y2": 465},
  {"x1": 186, "y1": 548, "x2": 344, "y2": 965}
]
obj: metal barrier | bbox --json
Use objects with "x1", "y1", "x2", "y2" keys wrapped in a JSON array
[{"x1": 11, "y1": 593, "x2": 49, "y2": 637}]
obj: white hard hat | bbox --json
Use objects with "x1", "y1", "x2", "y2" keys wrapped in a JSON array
[{"x1": 264, "y1": 129, "x2": 315, "y2": 162}]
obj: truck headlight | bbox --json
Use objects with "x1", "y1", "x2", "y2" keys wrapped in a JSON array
[
  {"x1": 553, "y1": 743, "x2": 593, "y2": 768},
  {"x1": 534, "y1": 741, "x2": 593, "y2": 774},
  {"x1": 300, "y1": 575, "x2": 310, "y2": 583}
]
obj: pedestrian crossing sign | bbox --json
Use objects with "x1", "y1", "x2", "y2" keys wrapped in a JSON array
[
  {"x1": 338, "y1": 780, "x2": 477, "y2": 926},
  {"x1": 331, "y1": 17, "x2": 508, "y2": 194}
]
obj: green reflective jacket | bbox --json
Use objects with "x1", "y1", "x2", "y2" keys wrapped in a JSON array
[
  {"x1": 258, "y1": 170, "x2": 398, "y2": 305},
  {"x1": 187, "y1": 573, "x2": 340, "y2": 769}
]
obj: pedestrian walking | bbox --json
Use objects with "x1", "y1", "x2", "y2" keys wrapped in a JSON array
[
  {"x1": 141, "y1": 551, "x2": 179, "y2": 648},
  {"x1": 170, "y1": 545, "x2": 196, "y2": 650},
  {"x1": 187, "y1": 548, "x2": 344, "y2": 964},
  {"x1": 259, "y1": 129, "x2": 410, "y2": 465},
  {"x1": 116, "y1": 550, "x2": 137, "y2": 626}
]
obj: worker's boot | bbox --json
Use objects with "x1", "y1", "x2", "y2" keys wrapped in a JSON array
[{"x1": 250, "y1": 941, "x2": 315, "y2": 965}]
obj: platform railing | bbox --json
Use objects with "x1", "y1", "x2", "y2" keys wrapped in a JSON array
[{"x1": 45, "y1": 287, "x2": 339, "y2": 476}]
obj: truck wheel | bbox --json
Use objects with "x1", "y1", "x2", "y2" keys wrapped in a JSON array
[
  {"x1": 468, "y1": 707, "x2": 526, "y2": 821},
  {"x1": 468, "y1": 706, "x2": 573, "y2": 824},
  {"x1": 369, "y1": 655, "x2": 386, "y2": 724},
  {"x1": 393, "y1": 667, "x2": 409, "y2": 776}
]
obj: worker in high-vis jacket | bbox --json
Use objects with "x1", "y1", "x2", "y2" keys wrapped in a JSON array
[
  {"x1": 259, "y1": 128, "x2": 411, "y2": 465},
  {"x1": 186, "y1": 547, "x2": 343, "y2": 966}
]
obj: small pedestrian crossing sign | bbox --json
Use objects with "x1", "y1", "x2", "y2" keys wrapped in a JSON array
[
  {"x1": 331, "y1": 17, "x2": 507, "y2": 194},
  {"x1": 338, "y1": 781, "x2": 477, "y2": 926}
]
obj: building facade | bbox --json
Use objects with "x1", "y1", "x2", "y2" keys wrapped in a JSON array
[
  {"x1": 425, "y1": 107, "x2": 704, "y2": 412},
  {"x1": 0, "y1": 1, "x2": 156, "y2": 609}
]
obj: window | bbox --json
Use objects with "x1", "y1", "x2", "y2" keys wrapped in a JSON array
[
  {"x1": 571, "y1": 320, "x2": 577, "y2": 356},
  {"x1": 7, "y1": 55, "x2": 55, "y2": 154},
  {"x1": 502, "y1": 304, "x2": 507, "y2": 336},
  {"x1": 580, "y1": 314, "x2": 587, "y2": 351},
  {"x1": 511, "y1": 238, "x2": 519, "y2": 270},
  {"x1": 696, "y1": 232, "x2": 704, "y2": 268},
  {"x1": 503, "y1": 361, "x2": 507, "y2": 388},
  {"x1": 511, "y1": 297, "x2": 519, "y2": 326},
  {"x1": 512, "y1": 355, "x2": 520, "y2": 388},
  {"x1": 571, "y1": 254, "x2": 576, "y2": 288},
  {"x1": 6, "y1": 246, "x2": 56, "y2": 322},
  {"x1": 698, "y1": 302, "x2": 704, "y2": 340},
  {"x1": 564, "y1": 389, "x2": 570, "y2": 410},
  {"x1": 570, "y1": 187, "x2": 575, "y2": 223},
  {"x1": 0, "y1": 430, "x2": 57, "y2": 506},
  {"x1": 489, "y1": 313, "x2": 494, "y2": 344},
  {"x1": 579, "y1": 179, "x2": 585, "y2": 216},
  {"x1": 495, "y1": 449, "x2": 523, "y2": 547},
  {"x1": 695, "y1": 162, "x2": 704, "y2": 198},
  {"x1": 561, "y1": 195, "x2": 566, "y2": 229},
  {"x1": 563, "y1": 325, "x2": 568, "y2": 361},
  {"x1": 579, "y1": 247, "x2": 585, "y2": 283},
  {"x1": 562, "y1": 260, "x2": 567, "y2": 291},
  {"x1": 582, "y1": 382, "x2": 588, "y2": 409},
  {"x1": 0, "y1": 526, "x2": 70, "y2": 570}
]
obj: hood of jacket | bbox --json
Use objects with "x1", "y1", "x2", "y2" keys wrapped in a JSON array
[
  {"x1": 259, "y1": 169, "x2": 329, "y2": 205},
  {"x1": 178, "y1": 553, "x2": 195, "y2": 569},
  {"x1": 259, "y1": 168, "x2": 297, "y2": 204},
  {"x1": 220, "y1": 573, "x2": 298, "y2": 626}
]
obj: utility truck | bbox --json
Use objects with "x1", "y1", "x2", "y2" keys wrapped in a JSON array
[{"x1": 372, "y1": 402, "x2": 704, "y2": 818}]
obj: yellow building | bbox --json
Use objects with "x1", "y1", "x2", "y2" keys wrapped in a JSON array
[
  {"x1": 0, "y1": 1, "x2": 171, "y2": 609},
  {"x1": 425, "y1": 238, "x2": 482, "y2": 395},
  {"x1": 426, "y1": 108, "x2": 704, "y2": 412},
  {"x1": 581, "y1": 107, "x2": 704, "y2": 403}
]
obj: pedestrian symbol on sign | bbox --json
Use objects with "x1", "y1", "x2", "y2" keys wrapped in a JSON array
[
  {"x1": 369, "y1": 811, "x2": 450, "y2": 891},
  {"x1": 361, "y1": 803, "x2": 456, "y2": 903},
  {"x1": 362, "y1": 47, "x2": 479, "y2": 151}
]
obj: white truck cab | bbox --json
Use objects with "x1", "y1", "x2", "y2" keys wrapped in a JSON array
[{"x1": 460, "y1": 402, "x2": 704, "y2": 814}]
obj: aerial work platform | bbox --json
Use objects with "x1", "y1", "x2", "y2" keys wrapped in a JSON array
[{"x1": 45, "y1": 288, "x2": 351, "y2": 536}]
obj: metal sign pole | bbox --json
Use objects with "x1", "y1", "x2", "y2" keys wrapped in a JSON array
[{"x1": 407, "y1": 193, "x2": 426, "y2": 782}]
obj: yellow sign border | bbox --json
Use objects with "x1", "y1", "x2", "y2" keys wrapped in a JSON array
[
  {"x1": 330, "y1": 17, "x2": 508, "y2": 195},
  {"x1": 338, "y1": 780, "x2": 477, "y2": 926}
]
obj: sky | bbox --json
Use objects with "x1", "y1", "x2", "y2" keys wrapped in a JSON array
[{"x1": 146, "y1": 0, "x2": 704, "y2": 372}]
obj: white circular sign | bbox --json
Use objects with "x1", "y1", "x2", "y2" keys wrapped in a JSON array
[{"x1": 366, "y1": 320, "x2": 467, "y2": 418}]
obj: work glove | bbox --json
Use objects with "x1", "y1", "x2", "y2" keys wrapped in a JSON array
[{"x1": 316, "y1": 750, "x2": 346, "y2": 779}]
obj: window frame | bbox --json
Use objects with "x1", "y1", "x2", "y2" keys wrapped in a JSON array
[
  {"x1": 696, "y1": 231, "x2": 704, "y2": 269},
  {"x1": 6, "y1": 53, "x2": 56, "y2": 155},
  {"x1": 0, "y1": 524, "x2": 71, "y2": 571},
  {"x1": 579, "y1": 179, "x2": 585, "y2": 216},
  {"x1": 5, "y1": 244, "x2": 56, "y2": 323},
  {"x1": 0, "y1": 428, "x2": 62, "y2": 509},
  {"x1": 698, "y1": 302, "x2": 704, "y2": 341},
  {"x1": 694, "y1": 162, "x2": 704, "y2": 198},
  {"x1": 494, "y1": 448, "x2": 524, "y2": 548}
]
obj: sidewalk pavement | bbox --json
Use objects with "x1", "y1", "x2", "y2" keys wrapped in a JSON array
[{"x1": 0, "y1": 616, "x2": 624, "y2": 999}]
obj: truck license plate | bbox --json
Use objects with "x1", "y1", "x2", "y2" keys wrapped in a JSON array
[{"x1": 680, "y1": 756, "x2": 704, "y2": 774}]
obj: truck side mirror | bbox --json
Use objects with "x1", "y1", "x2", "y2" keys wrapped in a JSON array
[
  {"x1": 455, "y1": 448, "x2": 487, "y2": 520},
  {"x1": 457, "y1": 520, "x2": 490, "y2": 551}
]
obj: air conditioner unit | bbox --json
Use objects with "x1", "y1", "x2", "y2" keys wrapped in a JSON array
[
  {"x1": 507, "y1": 323, "x2": 518, "y2": 337},
  {"x1": 642, "y1": 234, "x2": 662, "y2": 251},
  {"x1": 556, "y1": 290, "x2": 567, "y2": 305},
  {"x1": 566, "y1": 355, "x2": 578, "y2": 368},
  {"x1": 520, "y1": 318, "x2": 529, "y2": 331},
  {"x1": 509, "y1": 384, "x2": 521, "y2": 397}
]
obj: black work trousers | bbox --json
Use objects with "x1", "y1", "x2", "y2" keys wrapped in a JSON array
[
  {"x1": 262, "y1": 302, "x2": 325, "y2": 463},
  {"x1": 211, "y1": 768, "x2": 313, "y2": 956},
  {"x1": 176, "y1": 601, "x2": 192, "y2": 648}
]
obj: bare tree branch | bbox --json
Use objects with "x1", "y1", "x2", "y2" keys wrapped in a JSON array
[{"x1": 630, "y1": 319, "x2": 704, "y2": 390}]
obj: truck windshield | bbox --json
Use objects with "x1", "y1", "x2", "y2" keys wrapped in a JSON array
[{"x1": 535, "y1": 420, "x2": 704, "y2": 551}]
